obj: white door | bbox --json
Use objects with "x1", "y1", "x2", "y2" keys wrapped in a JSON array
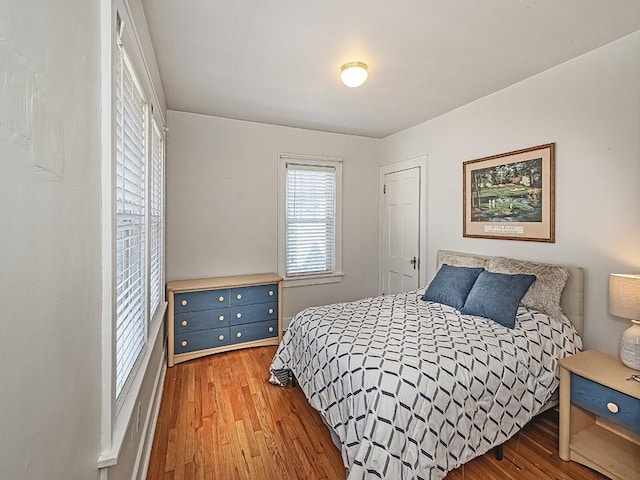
[{"x1": 382, "y1": 167, "x2": 421, "y2": 294}]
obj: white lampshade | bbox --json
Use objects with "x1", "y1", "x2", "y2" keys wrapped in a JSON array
[
  {"x1": 609, "y1": 273, "x2": 640, "y2": 370},
  {"x1": 609, "y1": 274, "x2": 640, "y2": 320},
  {"x1": 340, "y1": 62, "x2": 368, "y2": 88}
]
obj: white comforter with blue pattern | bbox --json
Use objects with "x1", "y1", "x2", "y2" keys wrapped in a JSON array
[{"x1": 270, "y1": 291, "x2": 581, "y2": 479}]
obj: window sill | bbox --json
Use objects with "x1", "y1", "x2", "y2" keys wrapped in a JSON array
[{"x1": 283, "y1": 272, "x2": 344, "y2": 288}]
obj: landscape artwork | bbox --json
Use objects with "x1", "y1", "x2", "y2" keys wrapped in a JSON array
[
  {"x1": 463, "y1": 144, "x2": 555, "y2": 242},
  {"x1": 469, "y1": 158, "x2": 543, "y2": 223}
]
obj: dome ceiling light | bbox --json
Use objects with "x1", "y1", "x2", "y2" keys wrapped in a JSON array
[{"x1": 340, "y1": 61, "x2": 368, "y2": 88}]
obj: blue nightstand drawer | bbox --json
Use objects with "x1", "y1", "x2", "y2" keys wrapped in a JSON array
[
  {"x1": 230, "y1": 320, "x2": 278, "y2": 344},
  {"x1": 175, "y1": 327, "x2": 230, "y2": 354},
  {"x1": 175, "y1": 307, "x2": 229, "y2": 333},
  {"x1": 571, "y1": 374, "x2": 640, "y2": 434},
  {"x1": 175, "y1": 289, "x2": 229, "y2": 313},
  {"x1": 230, "y1": 301, "x2": 278, "y2": 325},
  {"x1": 230, "y1": 283, "x2": 278, "y2": 306}
]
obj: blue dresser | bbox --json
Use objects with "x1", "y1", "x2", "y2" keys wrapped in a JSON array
[{"x1": 167, "y1": 273, "x2": 282, "y2": 366}]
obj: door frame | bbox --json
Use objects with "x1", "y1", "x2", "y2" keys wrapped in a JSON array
[{"x1": 379, "y1": 155, "x2": 428, "y2": 295}]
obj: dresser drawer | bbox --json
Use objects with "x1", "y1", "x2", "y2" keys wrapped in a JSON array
[
  {"x1": 230, "y1": 283, "x2": 278, "y2": 306},
  {"x1": 174, "y1": 289, "x2": 229, "y2": 313},
  {"x1": 230, "y1": 301, "x2": 278, "y2": 325},
  {"x1": 571, "y1": 374, "x2": 640, "y2": 434},
  {"x1": 175, "y1": 327, "x2": 230, "y2": 354},
  {"x1": 174, "y1": 307, "x2": 229, "y2": 333},
  {"x1": 230, "y1": 319, "x2": 278, "y2": 344}
]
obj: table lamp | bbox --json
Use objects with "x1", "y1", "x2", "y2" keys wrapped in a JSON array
[{"x1": 609, "y1": 273, "x2": 640, "y2": 370}]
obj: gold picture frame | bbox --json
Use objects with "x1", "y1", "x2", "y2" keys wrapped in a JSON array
[{"x1": 463, "y1": 143, "x2": 555, "y2": 242}]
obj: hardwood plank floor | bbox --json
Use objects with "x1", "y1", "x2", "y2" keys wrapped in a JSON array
[{"x1": 147, "y1": 346, "x2": 605, "y2": 479}]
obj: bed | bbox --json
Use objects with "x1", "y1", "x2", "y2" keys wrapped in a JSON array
[{"x1": 270, "y1": 250, "x2": 584, "y2": 479}]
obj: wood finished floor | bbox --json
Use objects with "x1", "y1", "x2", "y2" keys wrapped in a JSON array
[{"x1": 147, "y1": 346, "x2": 606, "y2": 480}]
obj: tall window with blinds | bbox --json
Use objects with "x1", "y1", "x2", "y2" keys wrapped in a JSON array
[
  {"x1": 102, "y1": 5, "x2": 167, "y2": 461},
  {"x1": 279, "y1": 155, "x2": 343, "y2": 285},
  {"x1": 150, "y1": 121, "x2": 164, "y2": 317},
  {"x1": 114, "y1": 40, "x2": 147, "y2": 400}
]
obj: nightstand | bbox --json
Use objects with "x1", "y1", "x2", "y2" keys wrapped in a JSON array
[{"x1": 559, "y1": 350, "x2": 640, "y2": 480}]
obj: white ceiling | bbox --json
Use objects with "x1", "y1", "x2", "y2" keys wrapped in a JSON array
[{"x1": 141, "y1": 0, "x2": 640, "y2": 138}]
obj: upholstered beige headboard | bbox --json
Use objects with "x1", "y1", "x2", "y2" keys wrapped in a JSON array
[{"x1": 436, "y1": 250, "x2": 584, "y2": 336}]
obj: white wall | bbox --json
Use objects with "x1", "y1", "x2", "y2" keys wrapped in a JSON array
[
  {"x1": 0, "y1": 0, "x2": 101, "y2": 479},
  {"x1": 382, "y1": 31, "x2": 640, "y2": 356},
  {"x1": 167, "y1": 111, "x2": 381, "y2": 321},
  {"x1": 0, "y1": 1, "x2": 167, "y2": 479}
]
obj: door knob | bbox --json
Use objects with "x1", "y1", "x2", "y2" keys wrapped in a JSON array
[{"x1": 410, "y1": 257, "x2": 418, "y2": 270}]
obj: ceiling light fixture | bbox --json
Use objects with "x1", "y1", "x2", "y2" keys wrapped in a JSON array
[{"x1": 340, "y1": 61, "x2": 368, "y2": 88}]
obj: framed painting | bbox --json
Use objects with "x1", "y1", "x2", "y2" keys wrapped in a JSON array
[{"x1": 463, "y1": 143, "x2": 555, "y2": 242}]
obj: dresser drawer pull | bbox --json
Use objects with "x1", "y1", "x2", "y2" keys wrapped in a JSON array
[
  {"x1": 607, "y1": 402, "x2": 619, "y2": 414},
  {"x1": 181, "y1": 300, "x2": 188, "y2": 306},
  {"x1": 181, "y1": 320, "x2": 188, "y2": 327},
  {"x1": 218, "y1": 315, "x2": 225, "y2": 321},
  {"x1": 236, "y1": 332, "x2": 242, "y2": 338},
  {"x1": 218, "y1": 296, "x2": 225, "y2": 302},
  {"x1": 236, "y1": 294, "x2": 242, "y2": 300},
  {"x1": 268, "y1": 290, "x2": 274, "y2": 296},
  {"x1": 218, "y1": 334, "x2": 225, "y2": 341},
  {"x1": 236, "y1": 313, "x2": 242, "y2": 319},
  {"x1": 268, "y1": 308, "x2": 274, "y2": 315},
  {"x1": 181, "y1": 340, "x2": 187, "y2": 347},
  {"x1": 268, "y1": 326, "x2": 274, "y2": 333}
]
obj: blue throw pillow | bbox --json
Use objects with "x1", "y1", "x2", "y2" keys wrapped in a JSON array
[
  {"x1": 461, "y1": 271, "x2": 536, "y2": 328},
  {"x1": 421, "y1": 264, "x2": 485, "y2": 310}
]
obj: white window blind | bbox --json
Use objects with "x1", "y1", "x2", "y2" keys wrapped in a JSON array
[
  {"x1": 285, "y1": 164, "x2": 336, "y2": 276},
  {"x1": 149, "y1": 121, "x2": 163, "y2": 317},
  {"x1": 115, "y1": 41, "x2": 147, "y2": 400}
]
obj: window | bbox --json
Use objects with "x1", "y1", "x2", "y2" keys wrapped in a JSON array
[
  {"x1": 149, "y1": 120, "x2": 164, "y2": 317},
  {"x1": 115, "y1": 36, "x2": 147, "y2": 400},
  {"x1": 100, "y1": 2, "x2": 166, "y2": 468},
  {"x1": 285, "y1": 166, "x2": 335, "y2": 275},
  {"x1": 113, "y1": 17, "x2": 166, "y2": 403},
  {"x1": 279, "y1": 154, "x2": 343, "y2": 286}
]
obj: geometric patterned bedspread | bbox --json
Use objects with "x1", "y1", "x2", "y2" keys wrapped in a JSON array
[{"x1": 269, "y1": 291, "x2": 582, "y2": 479}]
